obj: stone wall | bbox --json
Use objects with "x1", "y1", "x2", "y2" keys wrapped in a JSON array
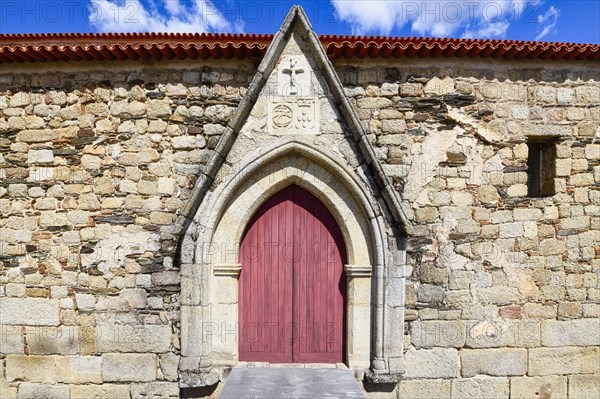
[
  {"x1": 1, "y1": 56, "x2": 599, "y2": 398},
  {"x1": 0, "y1": 61, "x2": 254, "y2": 399},
  {"x1": 338, "y1": 58, "x2": 600, "y2": 398}
]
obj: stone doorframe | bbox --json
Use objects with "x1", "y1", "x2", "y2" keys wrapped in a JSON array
[{"x1": 179, "y1": 142, "x2": 406, "y2": 387}]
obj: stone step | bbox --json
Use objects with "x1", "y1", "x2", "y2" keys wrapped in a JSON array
[{"x1": 219, "y1": 367, "x2": 365, "y2": 399}]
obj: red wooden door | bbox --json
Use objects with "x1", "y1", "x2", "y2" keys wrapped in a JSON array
[{"x1": 239, "y1": 185, "x2": 346, "y2": 363}]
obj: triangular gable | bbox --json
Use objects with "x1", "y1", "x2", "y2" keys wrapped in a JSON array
[{"x1": 178, "y1": 5, "x2": 413, "y2": 240}]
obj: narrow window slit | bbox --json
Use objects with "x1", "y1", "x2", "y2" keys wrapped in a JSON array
[{"x1": 526, "y1": 141, "x2": 556, "y2": 197}]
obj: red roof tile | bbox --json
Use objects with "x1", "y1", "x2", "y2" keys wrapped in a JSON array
[{"x1": 0, "y1": 32, "x2": 597, "y2": 64}]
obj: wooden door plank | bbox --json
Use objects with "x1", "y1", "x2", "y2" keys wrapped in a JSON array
[{"x1": 291, "y1": 185, "x2": 346, "y2": 363}]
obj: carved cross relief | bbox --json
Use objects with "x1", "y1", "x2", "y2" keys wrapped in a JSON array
[
  {"x1": 269, "y1": 55, "x2": 319, "y2": 135},
  {"x1": 282, "y1": 59, "x2": 304, "y2": 95}
]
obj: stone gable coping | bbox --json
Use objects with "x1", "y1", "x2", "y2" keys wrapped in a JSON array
[{"x1": 176, "y1": 5, "x2": 414, "y2": 245}]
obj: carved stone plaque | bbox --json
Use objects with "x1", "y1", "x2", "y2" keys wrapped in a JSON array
[
  {"x1": 277, "y1": 55, "x2": 311, "y2": 96},
  {"x1": 268, "y1": 97, "x2": 319, "y2": 135}
]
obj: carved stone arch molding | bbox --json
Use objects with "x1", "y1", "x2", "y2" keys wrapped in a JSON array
[
  {"x1": 209, "y1": 143, "x2": 378, "y2": 268},
  {"x1": 178, "y1": 6, "x2": 411, "y2": 388},
  {"x1": 180, "y1": 142, "x2": 408, "y2": 387}
]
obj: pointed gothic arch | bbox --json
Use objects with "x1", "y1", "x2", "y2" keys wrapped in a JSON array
[
  {"x1": 197, "y1": 141, "x2": 385, "y2": 266},
  {"x1": 179, "y1": 142, "x2": 390, "y2": 383}
]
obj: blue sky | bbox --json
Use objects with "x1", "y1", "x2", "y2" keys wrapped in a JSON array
[{"x1": 0, "y1": 1, "x2": 598, "y2": 43}]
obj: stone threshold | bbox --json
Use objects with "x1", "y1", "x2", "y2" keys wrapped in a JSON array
[{"x1": 237, "y1": 362, "x2": 349, "y2": 369}]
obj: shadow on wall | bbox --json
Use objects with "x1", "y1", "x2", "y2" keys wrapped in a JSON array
[
  {"x1": 363, "y1": 380, "x2": 396, "y2": 394},
  {"x1": 181, "y1": 384, "x2": 221, "y2": 399}
]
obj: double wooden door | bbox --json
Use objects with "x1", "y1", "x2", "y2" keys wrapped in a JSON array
[{"x1": 239, "y1": 185, "x2": 346, "y2": 363}]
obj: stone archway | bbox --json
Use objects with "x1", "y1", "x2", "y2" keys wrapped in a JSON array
[
  {"x1": 179, "y1": 142, "x2": 391, "y2": 384},
  {"x1": 178, "y1": 8, "x2": 412, "y2": 388}
]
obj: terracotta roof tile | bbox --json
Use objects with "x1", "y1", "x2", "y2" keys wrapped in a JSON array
[{"x1": 0, "y1": 32, "x2": 597, "y2": 64}]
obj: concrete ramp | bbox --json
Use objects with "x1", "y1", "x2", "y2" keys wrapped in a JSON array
[{"x1": 219, "y1": 367, "x2": 365, "y2": 399}]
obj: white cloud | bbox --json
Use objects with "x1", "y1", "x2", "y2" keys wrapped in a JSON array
[
  {"x1": 535, "y1": 5, "x2": 560, "y2": 40},
  {"x1": 330, "y1": 0, "x2": 405, "y2": 35},
  {"x1": 463, "y1": 21, "x2": 510, "y2": 39},
  {"x1": 163, "y1": 0, "x2": 185, "y2": 16},
  {"x1": 88, "y1": 0, "x2": 238, "y2": 33},
  {"x1": 331, "y1": 0, "x2": 545, "y2": 39}
]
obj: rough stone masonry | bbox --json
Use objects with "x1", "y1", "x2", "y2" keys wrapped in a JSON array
[{"x1": 1, "y1": 9, "x2": 600, "y2": 399}]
